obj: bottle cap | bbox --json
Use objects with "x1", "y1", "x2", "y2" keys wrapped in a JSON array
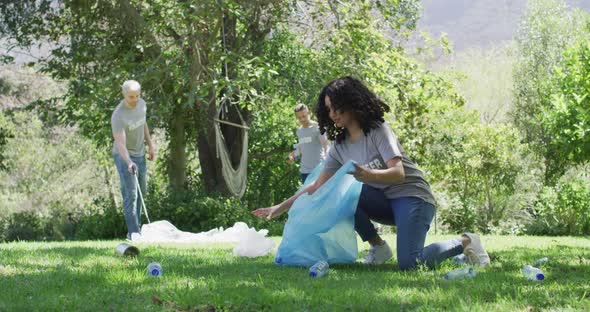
[
  {"x1": 309, "y1": 272, "x2": 317, "y2": 277},
  {"x1": 536, "y1": 273, "x2": 544, "y2": 280}
]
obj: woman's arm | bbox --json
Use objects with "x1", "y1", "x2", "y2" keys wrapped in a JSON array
[
  {"x1": 252, "y1": 170, "x2": 334, "y2": 220},
  {"x1": 349, "y1": 157, "x2": 405, "y2": 184}
]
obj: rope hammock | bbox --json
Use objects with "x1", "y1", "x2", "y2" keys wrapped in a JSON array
[
  {"x1": 214, "y1": 99, "x2": 249, "y2": 198},
  {"x1": 213, "y1": 2, "x2": 249, "y2": 198}
]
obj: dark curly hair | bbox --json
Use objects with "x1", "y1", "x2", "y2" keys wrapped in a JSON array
[{"x1": 314, "y1": 76, "x2": 390, "y2": 143}]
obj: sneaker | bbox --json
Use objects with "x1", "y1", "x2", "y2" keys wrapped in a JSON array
[
  {"x1": 362, "y1": 241, "x2": 393, "y2": 265},
  {"x1": 462, "y1": 233, "x2": 490, "y2": 267}
]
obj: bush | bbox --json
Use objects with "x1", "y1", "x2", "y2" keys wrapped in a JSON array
[
  {"x1": 3, "y1": 211, "x2": 45, "y2": 241},
  {"x1": 527, "y1": 164, "x2": 590, "y2": 235},
  {"x1": 147, "y1": 184, "x2": 285, "y2": 236},
  {"x1": 75, "y1": 197, "x2": 127, "y2": 240}
]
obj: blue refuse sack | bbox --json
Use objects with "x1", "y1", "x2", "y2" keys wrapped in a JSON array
[
  {"x1": 274, "y1": 160, "x2": 362, "y2": 267},
  {"x1": 301, "y1": 160, "x2": 325, "y2": 188}
]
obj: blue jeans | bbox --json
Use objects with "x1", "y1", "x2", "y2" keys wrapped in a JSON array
[
  {"x1": 355, "y1": 184, "x2": 463, "y2": 270},
  {"x1": 113, "y1": 153, "x2": 147, "y2": 239}
]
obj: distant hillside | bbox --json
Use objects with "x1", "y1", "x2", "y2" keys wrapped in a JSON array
[{"x1": 419, "y1": 0, "x2": 590, "y2": 52}]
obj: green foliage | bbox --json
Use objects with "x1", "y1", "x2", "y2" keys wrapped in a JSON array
[
  {"x1": 542, "y1": 41, "x2": 590, "y2": 176},
  {"x1": 146, "y1": 183, "x2": 285, "y2": 236},
  {"x1": 528, "y1": 164, "x2": 590, "y2": 235},
  {"x1": 0, "y1": 112, "x2": 13, "y2": 171},
  {"x1": 75, "y1": 197, "x2": 127, "y2": 240},
  {"x1": 0, "y1": 111, "x2": 110, "y2": 218},
  {"x1": 512, "y1": 0, "x2": 590, "y2": 181},
  {"x1": 7, "y1": 0, "x2": 587, "y2": 240},
  {"x1": 425, "y1": 109, "x2": 536, "y2": 233},
  {"x1": 3, "y1": 211, "x2": 44, "y2": 241}
]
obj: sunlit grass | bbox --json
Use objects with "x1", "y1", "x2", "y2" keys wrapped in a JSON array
[{"x1": 0, "y1": 235, "x2": 589, "y2": 311}]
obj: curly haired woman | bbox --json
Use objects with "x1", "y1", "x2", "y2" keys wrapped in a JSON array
[{"x1": 253, "y1": 76, "x2": 490, "y2": 270}]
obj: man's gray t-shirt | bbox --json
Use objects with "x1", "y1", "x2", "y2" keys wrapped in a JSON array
[
  {"x1": 324, "y1": 122, "x2": 435, "y2": 205},
  {"x1": 297, "y1": 122, "x2": 326, "y2": 174},
  {"x1": 111, "y1": 99, "x2": 147, "y2": 157}
]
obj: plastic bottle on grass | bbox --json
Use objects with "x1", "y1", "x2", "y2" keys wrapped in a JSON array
[
  {"x1": 309, "y1": 261, "x2": 329, "y2": 278},
  {"x1": 452, "y1": 254, "x2": 468, "y2": 265},
  {"x1": 444, "y1": 265, "x2": 476, "y2": 280},
  {"x1": 147, "y1": 262, "x2": 163, "y2": 277},
  {"x1": 533, "y1": 257, "x2": 549, "y2": 267},
  {"x1": 522, "y1": 265, "x2": 544, "y2": 281}
]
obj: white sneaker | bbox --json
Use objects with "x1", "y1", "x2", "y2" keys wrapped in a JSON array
[
  {"x1": 362, "y1": 241, "x2": 393, "y2": 265},
  {"x1": 462, "y1": 233, "x2": 490, "y2": 267}
]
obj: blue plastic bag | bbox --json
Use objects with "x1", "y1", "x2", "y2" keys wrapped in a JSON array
[
  {"x1": 301, "y1": 160, "x2": 325, "y2": 188},
  {"x1": 275, "y1": 160, "x2": 362, "y2": 267}
]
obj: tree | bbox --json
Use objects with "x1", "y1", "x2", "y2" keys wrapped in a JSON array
[
  {"x1": 542, "y1": 41, "x2": 590, "y2": 170},
  {"x1": 511, "y1": 0, "x2": 589, "y2": 182},
  {"x1": 0, "y1": 0, "x2": 425, "y2": 199},
  {"x1": 0, "y1": 0, "x2": 290, "y2": 196}
]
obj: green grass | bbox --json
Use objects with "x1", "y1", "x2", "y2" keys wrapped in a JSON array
[{"x1": 1, "y1": 235, "x2": 589, "y2": 311}]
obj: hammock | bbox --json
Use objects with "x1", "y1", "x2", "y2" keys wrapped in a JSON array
[
  {"x1": 214, "y1": 11, "x2": 249, "y2": 198},
  {"x1": 214, "y1": 101, "x2": 249, "y2": 197}
]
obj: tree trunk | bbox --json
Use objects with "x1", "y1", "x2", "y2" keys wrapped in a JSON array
[
  {"x1": 196, "y1": 93, "x2": 225, "y2": 194},
  {"x1": 168, "y1": 103, "x2": 187, "y2": 190}
]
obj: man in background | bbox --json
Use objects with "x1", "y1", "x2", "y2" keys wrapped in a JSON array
[{"x1": 287, "y1": 104, "x2": 330, "y2": 182}]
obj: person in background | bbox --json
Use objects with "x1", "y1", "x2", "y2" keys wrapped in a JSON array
[
  {"x1": 287, "y1": 103, "x2": 330, "y2": 182},
  {"x1": 111, "y1": 80, "x2": 155, "y2": 240}
]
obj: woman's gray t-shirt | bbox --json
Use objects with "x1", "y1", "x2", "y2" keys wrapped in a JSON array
[
  {"x1": 324, "y1": 122, "x2": 435, "y2": 205},
  {"x1": 111, "y1": 99, "x2": 147, "y2": 157}
]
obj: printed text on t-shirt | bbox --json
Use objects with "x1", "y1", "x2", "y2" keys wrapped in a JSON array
[
  {"x1": 365, "y1": 158, "x2": 385, "y2": 170},
  {"x1": 128, "y1": 118, "x2": 145, "y2": 131}
]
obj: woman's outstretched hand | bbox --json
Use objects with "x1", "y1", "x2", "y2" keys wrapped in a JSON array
[{"x1": 251, "y1": 205, "x2": 285, "y2": 221}]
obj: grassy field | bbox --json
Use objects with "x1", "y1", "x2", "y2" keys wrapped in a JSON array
[{"x1": 0, "y1": 235, "x2": 589, "y2": 311}]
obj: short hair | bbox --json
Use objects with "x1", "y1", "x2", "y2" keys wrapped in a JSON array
[
  {"x1": 122, "y1": 80, "x2": 141, "y2": 95},
  {"x1": 293, "y1": 103, "x2": 308, "y2": 113}
]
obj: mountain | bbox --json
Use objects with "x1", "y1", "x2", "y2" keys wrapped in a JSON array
[{"x1": 418, "y1": 0, "x2": 590, "y2": 52}]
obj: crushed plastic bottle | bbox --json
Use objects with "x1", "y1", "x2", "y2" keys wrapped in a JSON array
[
  {"x1": 452, "y1": 254, "x2": 468, "y2": 265},
  {"x1": 444, "y1": 265, "x2": 476, "y2": 280},
  {"x1": 522, "y1": 265, "x2": 544, "y2": 281},
  {"x1": 147, "y1": 262, "x2": 163, "y2": 277},
  {"x1": 533, "y1": 257, "x2": 549, "y2": 267},
  {"x1": 309, "y1": 260, "x2": 329, "y2": 278},
  {"x1": 115, "y1": 243, "x2": 139, "y2": 257}
]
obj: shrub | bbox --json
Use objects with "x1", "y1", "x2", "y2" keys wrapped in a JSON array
[
  {"x1": 3, "y1": 211, "x2": 45, "y2": 241},
  {"x1": 527, "y1": 164, "x2": 590, "y2": 235},
  {"x1": 147, "y1": 185, "x2": 285, "y2": 236},
  {"x1": 75, "y1": 197, "x2": 126, "y2": 240}
]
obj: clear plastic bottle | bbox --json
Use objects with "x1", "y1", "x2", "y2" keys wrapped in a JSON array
[
  {"x1": 452, "y1": 254, "x2": 468, "y2": 265},
  {"x1": 147, "y1": 262, "x2": 163, "y2": 277},
  {"x1": 444, "y1": 265, "x2": 476, "y2": 280},
  {"x1": 522, "y1": 265, "x2": 544, "y2": 281},
  {"x1": 309, "y1": 260, "x2": 329, "y2": 278},
  {"x1": 533, "y1": 257, "x2": 549, "y2": 267}
]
